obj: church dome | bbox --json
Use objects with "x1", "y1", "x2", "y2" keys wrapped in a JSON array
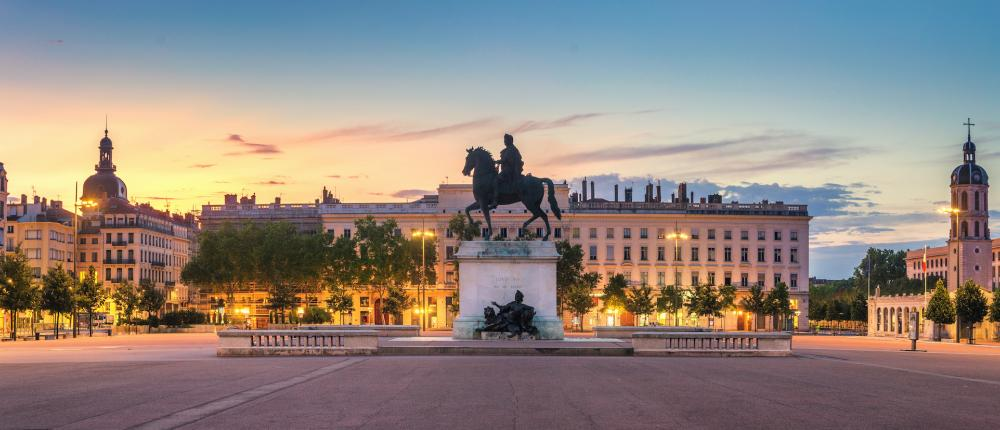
[
  {"x1": 952, "y1": 121, "x2": 987, "y2": 185},
  {"x1": 82, "y1": 172, "x2": 127, "y2": 201}
]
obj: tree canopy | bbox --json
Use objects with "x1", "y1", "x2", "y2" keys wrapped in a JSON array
[{"x1": 925, "y1": 280, "x2": 955, "y2": 325}]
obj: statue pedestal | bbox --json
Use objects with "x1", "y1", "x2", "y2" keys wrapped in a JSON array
[{"x1": 452, "y1": 240, "x2": 565, "y2": 340}]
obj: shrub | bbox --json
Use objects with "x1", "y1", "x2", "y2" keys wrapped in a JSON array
[
  {"x1": 301, "y1": 307, "x2": 332, "y2": 324},
  {"x1": 160, "y1": 310, "x2": 209, "y2": 327}
]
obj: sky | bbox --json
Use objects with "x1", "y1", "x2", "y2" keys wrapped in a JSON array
[{"x1": 2, "y1": 1, "x2": 999, "y2": 278}]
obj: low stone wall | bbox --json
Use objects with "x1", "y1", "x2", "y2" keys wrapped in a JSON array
[
  {"x1": 151, "y1": 324, "x2": 220, "y2": 334},
  {"x1": 632, "y1": 332, "x2": 792, "y2": 357},
  {"x1": 594, "y1": 326, "x2": 712, "y2": 339},
  {"x1": 217, "y1": 330, "x2": 378, "y2": 356},
  {"x1": 298, "y1": 325, "x2": 420, "y2": 337}
]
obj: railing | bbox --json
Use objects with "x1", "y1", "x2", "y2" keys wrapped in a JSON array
[
  {"x1": 110, "y1": 240, "x2": 129, "y2": 246},
  {"x1": 103, "y1": 258, "x2": 136, "y2": 265},
  {"x1": 150, "y1": 261, "x2": 166, "y2": 267},
  {"x1": 217, "y1": 329, "x2": 378, "y2": 356},
  {"x1": 631, "y1": 331, "x2": 792, "y2": 356},
  {"x1": 298, "y1": 324, "x2": 419, "y2": 337}
]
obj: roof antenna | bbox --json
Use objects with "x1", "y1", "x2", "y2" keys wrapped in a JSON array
[{"x1": 104, "y1": 114, "x2": 109, "y2": 137}]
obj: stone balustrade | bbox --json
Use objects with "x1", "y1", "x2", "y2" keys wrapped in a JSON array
[
  {"x1": 217, "y1": 330, "x2": 378, "y2": 356},
  {"x1": 593, "y1": 326, "x2": 712, "y2": 339},
  {"x1": 298, "y1": 325, "x2": 420, "y2": 337},
  {"x1": 632, "y1": 331, "x2": 792, "y2": 357}
]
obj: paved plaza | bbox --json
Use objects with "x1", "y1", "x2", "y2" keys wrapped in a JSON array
[{"x1": 2, "y1": 334, "x2": 1000, "y2": 429}]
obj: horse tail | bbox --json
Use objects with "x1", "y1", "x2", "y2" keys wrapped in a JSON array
[{"x1": 542, "y1": 177, "x2": 563, "y2": 220}]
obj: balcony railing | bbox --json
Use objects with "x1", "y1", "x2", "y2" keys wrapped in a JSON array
[
  {"x1": 110, "y1": 240, "x2": 129, "y2": 246},
  {"x1": 150, "y1": 261, "x2": 166, "y2": 267},
  {"x1": 103, "y1": 258, "x2": 137, "y2": 265}
]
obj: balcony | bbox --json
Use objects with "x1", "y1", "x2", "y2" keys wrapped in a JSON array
[
  {"x1": 111, "y1": 240, "x2": 129, "y2": 246},
  {"x1": 150, "y1": 261, "x2": 166, "y2": 267},
  {"x1": 103, "y1": 258, "x2": 137, "y2": 265},
  {"x1": 165, "y1": 281, "x2": 176, "y2": 287}
]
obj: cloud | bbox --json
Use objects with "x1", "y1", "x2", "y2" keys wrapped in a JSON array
[
  {"x1": 189, "y1": 163, "x2": 216, "y2": 169},
  {"x1": 511, "y1": 113, "x2": 610, "y2": 134},
  {"x1": 547, "y1": 131, "x2": 803, "y2": 165},
  {"x1": 224, "y1": 134, "x2": 281, "y2": 156},
  {"x1": 390, "y1": 189, "x2": 434, "y2": 199},
  {"x1": 327, "y1": 174, "x2": 367, "y2": 180},
  {"x1": 255, "y1": 180, "x2": 286, "y2": 186},
  {"x1": 298, "y1": 118, "x2": 496, "y2": 144},
  {"x1": 47, "y1": 39, "x2": 64, "y2": 45}
]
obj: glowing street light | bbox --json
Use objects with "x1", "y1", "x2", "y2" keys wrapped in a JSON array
[{"x1": 412, "y1": 226, "x2": 435, "y2": 331}]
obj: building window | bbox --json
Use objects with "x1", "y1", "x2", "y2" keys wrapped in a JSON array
[
  {"x1": 128, "y1": 268, "x2": 134, "y2": 281},
  {"x1": 445, "y1": 246, "x2": 455, "y2": 261},
  {"x1": 691, "y1": 272, "x2": 699, "y2": 286},
  {"x1": 639, "y1": 228, "x2": 648, "y2": 239},
  {"x1": 623, "y1": 228, "x2": 631, "y2": 239},
  {"x1": 724, "y1": 272, "x2": 732, "y2": 286},
  {"x1": 707, "y1": 247, "x2": 716, "y2": 262},
  {"x1": 657, "y1": 246, "x2": 666, "y2": 261},
  {"x1": 774, "y1": 274, "x2": 782, "y2": 287},
  {"x1": 657, "y1": 228, "x2": 666, "y2": 240},
  {"x1": 757, "y1": 230, "x2": 765, "y2": 241},
  {"x1": 343, "y1": 229, "x2": 351, "y2": 239},
  {"x1": 589, "y1": 228, "x2": 598, "y2": 239},
  {"x1": 774, "y1": 249, "x2": 782, "y2": 263},
  {"x1": 80, "y1": 252, "x2": 86, "y2": 263},
  {"x1": 623, "y1": 246, "x2": 632, "y2": 261},
  {"x1": 708, "y1": 272, "x2": 716, "y2": 285},
  {"x1": 741, "y1": 273, "x2": 749, "y2": 287},
  {"x1": 105, "y1": 268, "x2": 111, "y2": 281},
  {"x1": 757, "y1": 247, "x2": 765, "y2": 262},
  {"x1": 606, "y1": 228, "x2": 614, "y2": 239},
  {"x1": 500, "y1": 227, "x2": 508, "y2": 239},
  {"x1": 640, "y1": 246, "x2": 649, "y2": 261},
  {"x1": 774, "y1": 230, "x2": 782, "y2": 241},
  {"x1": 707, "y1": 229, "x2": 716, "y2": 240},
  {"x1": 445, "y1": 271, "x2": 455, "y2": 285},
  {"x1": 724, "y1": 230, "x2": 732, "y2": 240},
  {"x1": 790, "y1": 273, "x2": 799, "y2": 289},
  {"x1": 757, "y1": 273, "x2": 765, "y2": 287},
  {"x1": 691, "y1": 247, "x2": 699, "y2": 262},
  {"x1": 691, "y1": 228, "x2": 700, "y2": 240},
  {"x1": 790, "y1": 231, "x2": 798, "y2": 241},
  {"x1": 589, "y1": 245, "x2": 598, "y2": 261},
  {"x1": 446, "y1": 228, "x2": 454, "y2": 239},
  {"x1": 25, "y1": 229, "x2": 42, "y2": 240},
  {"x1": 657, "y1": 271, "x2": 666, "y2": 286},
  {"x1": 790, "y1": 248, "x2": 798, "y2": 263},
  {"x1": 741, "y1": 247, "x2": 749, "y2": 263},
  {"x1": 640, "y1": 271, "x2": 649, "y2": 286},
  {"x1": 535, "y1": 227, "x2": 543, "y2": 237},
  {"x1": 724, "y1": 247, "x2": 732, "y2": 262},
  {"x1": 606, "y1": 245, "x2": 614, "y2": 261},
  {"x1": 571, "y1": 228, "x2": 580, "y2": 239},
  {"x1": 360, "y1": 297, "x2": 370, "y2": 307},
  {"x1": 741, "y1": 230, "x2": 749, "y2": 241}
]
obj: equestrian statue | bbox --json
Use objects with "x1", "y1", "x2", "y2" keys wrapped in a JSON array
[{"x1": 461, "y1": 133, "x2": 563, "y2": 240}]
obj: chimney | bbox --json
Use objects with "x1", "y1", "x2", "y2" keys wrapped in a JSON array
[
  {"x1": 614, "y1": 184, "x2": 619, "y2": 202},
  {"x1": 671, "y1": 192, "x2": 676, "y2": 203},
  {"x1": 656, "y1": 183, "x2": 662, "y2": 202},
  {"x1": 52, "y1": 200, "x2": 62, "y2": 209},
  {"x1": 624, "y1": 187, "x2": 633, "y2": 202},
  {"x1": 274, "y1": 196, "x2": 281, "y2": 205},
  {"x1": 21, "y1": 194, "x2": 27, "y2": 205},
  {"x1": 690, "y1": 191, "x2": 694, "y2": 204},
  {"x1": 590, "y1": 181, "x2": 595, "y2": 201},
  {"x1": 582, "y1": 178, "x2": 588, "y2": 201},
  {"x1": 33, "y1": 195, "x2": 40, "y2": 205},
  {"x1": 677, "y1": 183, "x2": 688, "y2": 204},
  {"x1": 41, "y1": 197, "x2": 47, "y2": 209},
  {"x1": 700, "y1": 197, "x2": 706, "y2": 204}
]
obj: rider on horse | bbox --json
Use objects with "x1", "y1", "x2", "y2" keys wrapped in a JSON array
[{"x1": 491, "y1": 133, "x2": 524, "y2": 209}]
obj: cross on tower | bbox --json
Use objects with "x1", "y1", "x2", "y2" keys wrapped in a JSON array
[{"x1": 964, "y1": 117, "x2": 975, "y2": 141}]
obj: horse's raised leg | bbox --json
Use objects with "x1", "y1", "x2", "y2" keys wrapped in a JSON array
[
  {"x1": 536, "y1": 209, "x2": 551, "y2": 241},
  {"x1": 521, "y1": 214, "x2": 538, "y2": 238},
  {"x1": 465, "y1": 201, "x2": 481, "y2": 239}
]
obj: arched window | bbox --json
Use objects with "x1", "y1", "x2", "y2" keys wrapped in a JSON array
[
  {"x1": 975, "y1": 221, "x2": 980, "y2": 238},
  {"x1": 952, "y1": 219, "x2": 958, "y2": 238},
  {"x1": 962, "y1": 221, "x2": 969, "y2": 238},
  {"x1": 975, "y1": 191, "x2": 980, "y2": 211},
  {"x1": 876, "y1": 308, "x2": 881, "y2": 330},
  {"x1": 962, "y1": 191, "x2": 968, "y2": 210}
]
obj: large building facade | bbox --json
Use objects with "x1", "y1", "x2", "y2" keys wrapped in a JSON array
[
  {"x1": 871, "y1": 124, "x2": 996, "y2": 340},
  {"x1": 201, "y1": 180, "x2": 812, "y2": 331}
]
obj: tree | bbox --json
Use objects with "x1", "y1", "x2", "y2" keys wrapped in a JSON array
[
  {"x1": 564, "y1": 272, "x2": 599, "y2": 331},
  {"x1": 925, "y1": 280, "x2": 955, "y2": 341},
  {"x1": 353, "y1": 216, "x2": 415, "y2": 324},
  {"x1": 955, "y1": 280, "x2": 988, "y2": 344},
  {"x1": 555, "y1": 240, "x2": 584, "y2": 314},
  {"x1": 325, "y1": 285, "x2": 355, "y2": 324},
  {"x1": 765, "y1": 283, "x2": 792, "y2": 331},
  {"x1": 111, "y1": 281, "x2": 141, "y2": 327},
  {"x1": 687, "y1": 285, "x2": 723, "y2": 327},
  {"x1": 75, "y1": 267, "x2": 107, "y2": 337},
  {"x1": 381, "y1": 285, "x2": 413, "y2": 324},
  {"x1": 850, "y1": 291, "x2": 868, "y2": 323},
  {"x1": 656, "y1": 285, "x2": 685, "y2": 326},
  {"x1": 989, "y1": 291, "x2": 1000, "y2": 342},
  {"x1": 40, "y1": 265, "x2": 74, "y2": 338},
  {"x1": 1, "y1": 249, "x2": 39, "y2": 340},
  {"x1": 301, "y1": 306, "x2": 332, "y2": 324},
  {"x1": 739, "y1": 284, "x2": 767, "y2": 331},
  {"x1": 139, "y1": 280, "x2": 165, "y2": 330},
  {"x1": 601, "y1": 274, "x2": 628, "y2": 325},
  {"x1": 625, "y1": 283, "x2": 655, "y2": 326},
  {"x1": 447, "y1": 213, "x2": 480, "y2": 242}
]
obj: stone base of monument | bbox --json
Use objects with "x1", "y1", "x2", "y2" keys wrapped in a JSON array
[
  {"x1": 452, "y1": 240, "x2": 565, "y2": 340},
  {"x1": 480, "y1": 331, "x2": 536, "y2": 341}
]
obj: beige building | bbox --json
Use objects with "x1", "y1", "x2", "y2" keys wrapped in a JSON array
[
  {"x1": 871, "y1": 125, "x2": 996, "y2": 340},
  {"x1": 4, "y1": 195, "x2": 76, "y2": 278},
  {"x1": 76, "y1": 128, "x2": 197, "y2": 316},
  {"x1": 201, "y1": 179, "x2": 811, "y2": 331}
]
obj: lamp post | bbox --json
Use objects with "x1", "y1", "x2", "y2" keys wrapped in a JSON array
[
  {"x1": 666, "y1": 225, "x2": 690, "y2": 325},
  {"x1": 72, "y1": 182, "x2": 97, "y2": 339},
  {"x1": 941, "y1": 207, "x2": 964, "y2": 343},
  {"x1": 412, "y1": 226, "x2": 435, "y2": 331}
]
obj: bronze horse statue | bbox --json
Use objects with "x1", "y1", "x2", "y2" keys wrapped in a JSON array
[{"x1": 461, "y1": 147, "x2": 562, "y2": 240}]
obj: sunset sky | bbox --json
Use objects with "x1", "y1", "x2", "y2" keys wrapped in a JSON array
[{"x1": 2, "y1": 1, "x2": 1000, "y2": 277}]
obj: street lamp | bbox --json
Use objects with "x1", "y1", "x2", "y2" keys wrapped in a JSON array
[
  {"x1": 412, "y1": 226, "x2": 435, "y2": 331},
  {"x1": 72, "y1": 184, "x2": 97, "y2": 339},
  {"x1": 939, "y1": 206, "x2": 964, "y2": 343}
]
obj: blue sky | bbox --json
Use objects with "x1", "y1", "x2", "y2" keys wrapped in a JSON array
[{"x1": 2, "y1": 1, "x2": 999, "y2": 278}]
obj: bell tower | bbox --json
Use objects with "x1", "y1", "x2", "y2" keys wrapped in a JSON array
[
  {"x1": 0, "y1": 162, "x2": 8, "y2": 255},
  {"x1": 947, "y1": 118, "x2": 991, "y2": 291}
]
